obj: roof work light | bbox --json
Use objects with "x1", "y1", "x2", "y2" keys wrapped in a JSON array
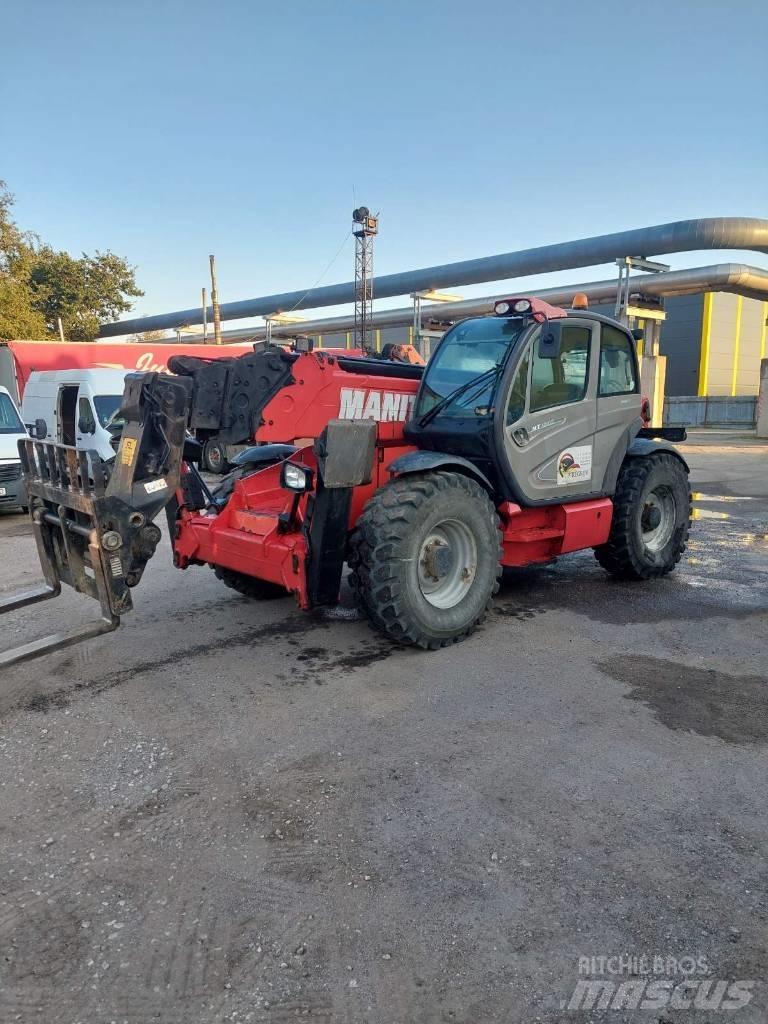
[{"x1": 493, "y1": 297, "x2": 568, "y2": 322}]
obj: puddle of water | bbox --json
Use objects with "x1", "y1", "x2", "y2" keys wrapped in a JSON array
[
  {"x1": 599, "y1": 655, "x2": 768, "y2": 745},
  {"x1": 691, "y1": 507, "x2": 730, "y2": 520},
  {"x1": 691, "y1": 492, "x2": 754, "y2": 503}
]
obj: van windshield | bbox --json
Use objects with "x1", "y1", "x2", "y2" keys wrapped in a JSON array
[
  {"x1": 94, "y1": 395, "x2": 125, "y2": 429},
  {"x1": 0, "y1": 393, "x2": 24, "y2": 434}
]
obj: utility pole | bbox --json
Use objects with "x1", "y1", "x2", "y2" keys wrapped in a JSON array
[
  {"x1": 56, "y1": 318, "x2": 66, "y2": 343},
  {"x1": 209, "y1": 255, "x2": 222, "y2": 345},
  {"x1": 201, "y1": 287, "x2": 208, "y2": 343},
  {"x1": 352, "y1": 207, "x2": 378, "y2": 353}
]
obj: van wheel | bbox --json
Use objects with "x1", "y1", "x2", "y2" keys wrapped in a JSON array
[
  {"x1": 203, "y1": 439, "x2": 230, "y2": 474},
  {"x1": 595, "y1": 453, "x2": 691, "y2": 579}
]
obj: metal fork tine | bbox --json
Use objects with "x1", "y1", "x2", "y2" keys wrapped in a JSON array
[{"x1": 0, "y1": 436, "x2": 127, "y2": 671}]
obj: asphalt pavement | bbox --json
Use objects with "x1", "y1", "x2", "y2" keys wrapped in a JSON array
[{"x1": 0, "y1": 436, "x2": 765, "y2": 1023}]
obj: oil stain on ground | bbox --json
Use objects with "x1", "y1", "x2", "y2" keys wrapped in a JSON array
[
  {"x1": 598, "y1": 654, "x2": 768, "y2": 745},
  {"x1": 292, "y1": 639, "x2": 396, "y2": 683}
]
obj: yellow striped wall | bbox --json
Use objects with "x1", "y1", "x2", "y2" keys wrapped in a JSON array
[{"x1": 698, "y1": 294, "x2": 767, "y2": 397}]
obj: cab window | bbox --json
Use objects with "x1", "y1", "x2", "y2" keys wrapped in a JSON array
[
  {"x1": 599, "y1": 325, "x2": 638, "y2": 396},
  {"x1": 78, "y1": 396, "x2": 96, "y2": 434},
  {"x1": 530, "y1": 326, "x2": 591, "y2": 412}
]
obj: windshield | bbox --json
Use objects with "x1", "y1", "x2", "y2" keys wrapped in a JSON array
[
  {"x1": 0, "y1": 392, "x2": 24, "y2": 435},
  {"x1": 94, "y1": 395, "x2": 125, "y2": 430},
  {"x1": 415, "y1": 317, "x2": 525, "y2": 418}
]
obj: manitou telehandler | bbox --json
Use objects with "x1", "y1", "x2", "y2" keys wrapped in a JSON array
[{"x1": 0, "y1": 295, "x2": 690, "y2": 666}]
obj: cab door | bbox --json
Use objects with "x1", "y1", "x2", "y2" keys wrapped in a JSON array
[
  {"x1": 593, "y1": 322, "x2": 641, "y2": 475},
  {"x1": 500, "y1": 319, "x2": 599, "y2": 503}
]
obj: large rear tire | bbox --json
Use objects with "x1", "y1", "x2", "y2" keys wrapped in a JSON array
[
  {"x1": 213, "y1": 565, "x2": 286, "y2": 599},
  {"x1": 595, "y1": 452, "x2": 690, "y2": 580},
  {"x1": 349, "y1": 471, "x2": 502, "y2": 649}
]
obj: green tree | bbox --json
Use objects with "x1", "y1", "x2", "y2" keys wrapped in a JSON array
[
  {"x1": 0, "y1": 180, "x2": 143, "y2": 341},
  {"x1": 0, "y1": 183, "x2": 48, "y2": 338}
]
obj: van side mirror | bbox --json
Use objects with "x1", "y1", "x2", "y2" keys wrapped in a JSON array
[
  {"x1": 631, "y1": 328, "x2": 644, "y2": 341},
  {"x1": 538, "y1": 320, "x2": 563, "y2": 359},
  {"x1": 34, "y1": 418, "x2": 47, "y2": 440}
]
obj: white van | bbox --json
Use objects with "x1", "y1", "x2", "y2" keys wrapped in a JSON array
[
  {"x1": 21, "y1": 369, "x2": 129, "y2": 463},
  {"x1": 0, "y1": 385, "x2": 29, "y2": 512}
]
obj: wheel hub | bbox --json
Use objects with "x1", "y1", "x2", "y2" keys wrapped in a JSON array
[
  {"x1": 417, "y1": 520, "x2": 478, "y2": 610},
  {"x1": 421, "y1": 539, "x2": 454, "y2": 581},
  {"x1": 641, "y1": 486, "x2": 676, "y2": 553},
  {"x1": 642, "y1": 504, "x2": 662, "y2": 531}
]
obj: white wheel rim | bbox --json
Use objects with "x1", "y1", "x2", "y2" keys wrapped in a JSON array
[
  {"x1": 417, "y1": 519, "x2": 478, "y2": 609},
  {"x1": 641, "y1": 486, "x2": 676, "y2": 553}
]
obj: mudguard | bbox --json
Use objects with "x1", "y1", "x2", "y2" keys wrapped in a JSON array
[
  {"x1": 388, "y1": 450, "x2": 495, "y2": 493},
  {"x1": 626, "y1": 436, "x2": 689, "y2": 471}
]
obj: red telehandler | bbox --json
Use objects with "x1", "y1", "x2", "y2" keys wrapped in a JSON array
[{"x1": 0, "y1": 296, "x2": 690, "y2": 666}]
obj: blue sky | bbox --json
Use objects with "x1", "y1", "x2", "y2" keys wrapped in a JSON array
[{"x1": 3, "y1": 0, "x2": 767, "y2": 333}]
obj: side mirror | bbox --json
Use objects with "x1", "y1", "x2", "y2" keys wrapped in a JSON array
[
  {"x1": 538, "y1": 321, "x2": 563, "y2": 359},
  {"x1": 78, "y1": 416, "x2": 95, "y2": 434},
  {"x1": 631, "y1": 328, "x2": 644, "y2": 341},
  {"x1": 34, "y1": 418, "x2": 47, "y2": 440}
]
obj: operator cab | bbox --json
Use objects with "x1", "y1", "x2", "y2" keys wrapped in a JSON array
[{"x1": 406, "y1": 296, "x2": 642, "y2": 506}]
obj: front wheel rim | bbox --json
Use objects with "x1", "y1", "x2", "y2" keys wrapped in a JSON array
[
  {"x1": 417, "y1": 519, "x2": 478, "y2": 609},
  {"x1": 641, "y1": 485, "x2": 676, "y2": 553},
  {"x1": 208, "y1": 445, "x2": 222, "y2": 470}
]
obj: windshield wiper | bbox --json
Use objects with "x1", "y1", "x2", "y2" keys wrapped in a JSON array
[{"x1": 418, "y1": 365, "x2": 501, "y2": 427}]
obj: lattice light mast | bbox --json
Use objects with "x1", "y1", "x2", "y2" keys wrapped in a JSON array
[{"x1": 352, "y1": 206, "x2": 378, "y2": 352}]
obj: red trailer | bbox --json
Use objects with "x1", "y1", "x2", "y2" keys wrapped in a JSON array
[{"x1": 0, "y1": 340, "x2": 254, "y2": 471}]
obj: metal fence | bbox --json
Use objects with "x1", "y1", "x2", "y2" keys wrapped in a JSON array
[{"x1": 663, "y1": 395, "x2": 758, "y2": 428}]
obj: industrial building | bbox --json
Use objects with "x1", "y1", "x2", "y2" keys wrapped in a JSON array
[
  {"x1": 99, "y1": 216, "x2": 768, "y2": 424},
  {"x1": 281, "y1": 292, "x2": 768, "y2": 399}
]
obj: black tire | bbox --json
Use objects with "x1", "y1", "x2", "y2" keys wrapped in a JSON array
[
  {"x1": 203, "y1": 438, "x2": 230, "y2": 475},
  {"x1": 213, "y1": 565, "x2": 286, "y2": 599},
  {"x1": 348, "y1": 471, "x2": 502, "y2": 649},
  {"x1": 595, "y1": 452, "x2": 691, "y2": 580}
]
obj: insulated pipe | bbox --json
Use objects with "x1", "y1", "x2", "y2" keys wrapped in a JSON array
[
  {"x1": 179, "y1": 263, "x2": 768, "y2": 343},
  {"x1": 99, "y1": 217, "x2": 768, "y2": 337}
]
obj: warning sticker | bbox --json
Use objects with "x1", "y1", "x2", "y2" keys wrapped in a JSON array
[
  {"x1": 121, "y1": 437, "x2": 137, "y2": 466},
  {"x1": 557, "y1": 444, "x2": 592, "y2": 485},
  {"x1": 144, "y1": 478, "x2": 167, "y2": 494}
]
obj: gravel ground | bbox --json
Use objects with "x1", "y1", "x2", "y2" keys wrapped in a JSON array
[{"x1": 0, "y1": 439, "x2": 766, "y2": 1023}]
